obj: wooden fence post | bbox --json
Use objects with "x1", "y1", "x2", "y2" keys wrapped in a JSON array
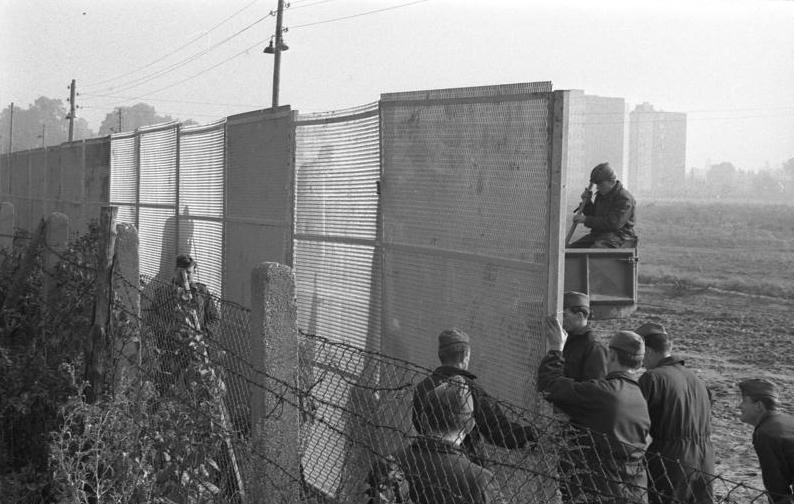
[
  {"x1": 0, "y1": 202, "x2": 13, "y2": 250},
  {"x1": 43, "y1": 212, "x2": 69, "y2": 306},
  {"x1": 112, "y1": 222, "x2": 140, "y2": 388},
  {"x1": 86, "y1": 206, "x2": 118, "y2": 403}
]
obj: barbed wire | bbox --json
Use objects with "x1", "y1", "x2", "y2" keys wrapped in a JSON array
[{"x1": 1, "y1": 236, "x2": 775, "y2": 503}]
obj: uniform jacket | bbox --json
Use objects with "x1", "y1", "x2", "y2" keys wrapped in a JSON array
[
  {"x1": 366, "y1": 437, "x2": 504, "y2": 504},
  {"x1": 639, "y1": 356, "x2": 714, "y2": 504},
  {"x1": 563, "y1": 325, "x2": 608, "y2": 381},
  {"x1": 412, "y1": 366, "x2": 537, "y2": 463},
  {"x1": 582, "y1": 180, "x2": 636, "y2": 240},
  {"x1": 538, "y1": 350, "x2": 651, "y2": 502},
  {"x1": 753, "y1": 412, "x2": 794, "y2": 504}
]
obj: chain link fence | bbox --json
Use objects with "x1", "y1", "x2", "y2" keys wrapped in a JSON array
[{"x1": 1, "y1": 227, "x2": 774, "y2": 504}]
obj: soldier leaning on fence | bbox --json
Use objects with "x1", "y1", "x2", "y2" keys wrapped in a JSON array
[
  {"x1": 635, "y1": 322, "x2": 715, "y2": 504},
  {"x1": 561, "y1": 292, "x2": 608, "y2": 382},
  {"x1": 148, "y1": 254, "x2": 221, "y2": 397},
  {"x1": 367, "y1": 375, "x2": 505, "y2": 504},
  {"x1": 412, "y1": 328, "x2": 538, "y2": 464},
  {"x1": 538, "y1": 317, "x2": 651, "y2": 503},
  {"x1": 738, "y1": 378, "x2": 794, "y2": 504}
]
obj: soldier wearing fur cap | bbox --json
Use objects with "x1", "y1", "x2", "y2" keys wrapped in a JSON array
[
  {"x1": 412, "y1": 328, "x2": 538, "y2": 464},
  {"x1": 569, "y1": 162, "x2": 637, "y2": 249},
  {"x1": 538, "y1": 318, "x2": 650, "y2": 503},
  {"x1": 636, "y1": 322, "x2": 714, "y2": 504},
  {"x1": 738, "y1": 378, "x2": 794, "y2": 503}
]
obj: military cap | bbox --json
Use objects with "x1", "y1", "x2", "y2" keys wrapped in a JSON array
[
  {"x1": 590, "y1": 162, "x2": 616, "y2": 184},
  {"x1": 635, "y1": 322, "x2": 667, "y2": 337},
  {"x1": 739, "y1": 378, "x2": 779, "y2": 402},
  {"x1": 176, "y1": 254, "x2": 195, "y2": 268},
  {"x1": 608, "y1": 330, "x2": 645, "y2": 357},
  {"x1": 438, "y1": 328, "x2": 470, "y2": 352},
  {"x1": 423, "y1": 375, "x2": 474, "y2": 432},
  {"x1": 563, "y1": 291, "x2": 590, "y2": 309}
]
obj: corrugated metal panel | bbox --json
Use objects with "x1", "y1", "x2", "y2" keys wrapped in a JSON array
[
  {"x1": 294, "y1": 103, "x2": 380, "y2": 498},
  {"x1": 380, "y1": 83, "x2": 555, "y2": 408},
  {"x1": 178, "y1": 218, "x2": 223, "y2": 298},
  {"x1": 110, "y1": 133, "x2": 137, "y2": 205},
  {"x1": 179, "y1": 120, "x2": 225, "y2": 218},
  {"x1": 139, "y1": 124, "x2": 177, "y2": 206},
  {"x1": 138, "y1": 206, "x2": 176, "y2": 279},
  {"x1": 115, "y1": 204, "x2": 137, "y2": 227}
]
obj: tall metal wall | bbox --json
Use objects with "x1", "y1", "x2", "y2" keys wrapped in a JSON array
[
  {"x1": 109, "y1": 120, "x2": 226, "y2": 297},
  {"x1": 293, "y1": 103, "x2": 381, "y2": 496},
  {"x1": 379, "y1": 82, "x2": 566, "y2": 408}
]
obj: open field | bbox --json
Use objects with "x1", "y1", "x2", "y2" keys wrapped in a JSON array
[{"x1": 595, "y1": 201, "x2": 794, "y2": 492}]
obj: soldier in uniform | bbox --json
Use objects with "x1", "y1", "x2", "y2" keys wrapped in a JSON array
[
  {"x1": 560, "y1": 291, "x2": 608, "y2": 382},
  {"x1": 569, "y1": 162, "x2": 637, "y2": 249},
  {"x1": 150, "y1": 254, "x2": 220, "y2": 397},
  {"x1": 738, "y1": 378, "x2": 794, "y2": 504},
  {"x1": 368, "y1": 375, "x2": 504, "y2": 504},
  {"x1": 539, "y1": 317, "x2": 650, "y2": 503},
  {"x1": 636, "y1": 322, "x2": 714, "y2": 504},
  {"x1": 412, "y1": 328, "x2": 537, "y2": 464}
]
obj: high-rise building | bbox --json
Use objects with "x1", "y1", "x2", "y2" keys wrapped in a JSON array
[
  {"x1": 628, "y1": 103, "x2": 687, "y2": 196},
  {"x1": 565, "y1": 91, "x2": 627, "y2": 202}
]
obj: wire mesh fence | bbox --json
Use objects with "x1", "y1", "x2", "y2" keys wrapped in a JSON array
[{"x1": 0, "y1": 228, "x2": 775, "y2": 504}]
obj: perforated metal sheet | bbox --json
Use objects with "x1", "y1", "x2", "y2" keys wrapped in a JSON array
[
  {"x1": 137, "y1": 206, "x2": 176, "y2": 279},
  {"x1": 380, "y1": 83, "x2": 558, "y2": 407},
  {"x1": 294, "y1": 103, "x2": 381, "y2": 496},
  {"x1": 110, "y1": 133, "x2": 137, "y2": 208},
  {"x1": 139, "y1": 124, "x2": 177, "y2": 206}
]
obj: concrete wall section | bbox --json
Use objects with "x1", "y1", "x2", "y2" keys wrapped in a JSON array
[{"x1": 224, "y1": 107, "x2": 295, "y2": 307}]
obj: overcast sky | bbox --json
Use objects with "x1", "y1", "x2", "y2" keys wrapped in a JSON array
[{"x1": 1, "y1": 0, "x2": 793, "y2": 171}]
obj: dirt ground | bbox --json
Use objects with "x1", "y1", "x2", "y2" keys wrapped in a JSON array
[{"x1": 594, "y1": 283, "x2": 794, "y2": 493}]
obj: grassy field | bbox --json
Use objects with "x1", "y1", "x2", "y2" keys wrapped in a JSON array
[{"x1": 634, "y1": 201, "x2": 794, "y2": 298}]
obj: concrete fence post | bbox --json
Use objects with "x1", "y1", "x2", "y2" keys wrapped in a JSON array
[
  {"x1": 0, "y1": 202, "x2": 14, "y2": 250},
  {"x1": 250, "y1": 262, "x2": 301, "y2": 503},
  {"x1": 113, "y1": 222, "x2": 140, "y2": 387},
  {"x1": 43, "y1": 212, "x2": 69, "y2": 307}
]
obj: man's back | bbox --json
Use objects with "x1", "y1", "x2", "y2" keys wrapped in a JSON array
[
  {"x1": 562, "y1": 326, "x2": 608, "y2": 381},
  {"x1": 394, "y1": 438, "x2": 501, "y2": 504},
  {"x1": 639, "y1": 357, "x2": 714, "y2": 503}
]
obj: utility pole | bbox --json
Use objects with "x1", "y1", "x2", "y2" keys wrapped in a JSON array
[
  {"x1": 40, "y1": 124, "x2": 46, "y2": 147},
  {"x1": 271, "y1": 0, "x2": 285, "y2": 108},
  {"x1": 67, "y1": 79, "x2": 76, "y2": 141},
  {"x1": 7, "y1": 102, "x2": 13, "y2": 154},
  {"x1": 117, "y1": 108, "x2": 123, "y2": 133}
]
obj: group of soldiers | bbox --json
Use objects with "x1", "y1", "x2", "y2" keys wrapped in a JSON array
[
  {"x1": 366, "y1": 163, "x2": 792, "y2": 503},
  {"x1": 367, "y1": 290, "x2": 794, "y2": 504}
]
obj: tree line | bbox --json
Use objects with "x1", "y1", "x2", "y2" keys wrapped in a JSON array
[{"x1": 0, "y1": 97, "x2": 195, "y2": 152}]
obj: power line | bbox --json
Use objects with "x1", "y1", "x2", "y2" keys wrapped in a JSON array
[
  {"x1": 288, "y1": 0, "x2": 430, "y2": 30},
  {"x1": 118, "y1": 38, "x2": 269, "y2": 104},
  {"x1": 288, "y1": 0, "x2": 342, "y2": 11},
  {"x1": 85, "y1": 12, "x2": 274, "y2": 95},
  {"x1": 85, "y1": 0, "x2": 263, "y2": 90},
  {"x1": 80, "y1": 93, "x2": 264, "y2": 108}
]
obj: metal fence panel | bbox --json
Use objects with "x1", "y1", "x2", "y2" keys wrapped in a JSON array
[
  {"x1": 178, "y1": 120, "x2": 225, "y2": 297},
  {"x1": 294, "y1": 103, "x2": 381, "y2": 497},
  {"x1": 60, "y1": 143, "x2": 84, "y2": 205},
  {"x1": 139, "y1": 124, "x2": 177, "y2": 206},
  {"x1": 138, "y1": 206, "x2": 176, "y2": 280},
  {"x1": 110, "y1": 133, "x2": 138, "y2": 211},
  {"x1": 83, "y1": 138, "x2": 111, "y2": 231},
  {"x1": 380, "y1": 82, "x2": 558, "y2": 408}
]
